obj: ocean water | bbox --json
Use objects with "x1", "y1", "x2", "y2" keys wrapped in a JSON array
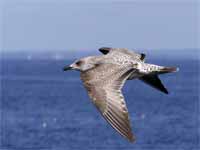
[{"x1": 0, "y1": 57, "x2": 199, "y2": 150}]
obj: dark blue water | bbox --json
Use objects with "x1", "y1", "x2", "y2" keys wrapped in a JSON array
[{"x1": 0, "y1": 57, "x2": 199, "y2": 150}]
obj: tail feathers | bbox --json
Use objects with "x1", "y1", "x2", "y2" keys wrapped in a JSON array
[{"x1": 158, "y1": 67, "x2": 179, "y2": 74}]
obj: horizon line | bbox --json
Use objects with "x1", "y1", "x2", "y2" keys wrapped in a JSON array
[{"x1": 1, "y1": 48, "x2": 199, "y2": 52}]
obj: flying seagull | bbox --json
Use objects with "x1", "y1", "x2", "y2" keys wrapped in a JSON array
[{"x1": 63, "y1": 47, "x2": 178, "y2": 142}]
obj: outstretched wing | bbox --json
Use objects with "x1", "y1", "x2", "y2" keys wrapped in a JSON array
[
  {"x1": 99, "y1": 47, "x2": 145, "y2": 61},
  {"x1": 139, "y1": 74, "x2": 169, "y2": 94},
  {"x1": 81, "y1": 63, "x2": 135, "y2": 142}
]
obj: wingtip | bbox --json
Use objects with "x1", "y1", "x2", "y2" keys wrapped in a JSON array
[
  {"x1": 99, "y1": 47, "x2": 112, "y2": 54},
  {"x1": 163, "y1": 89, "x2": 169, "y2": 95},
  {"x1": 140, "y1": 53, "x2": 146, "y2": 61},
  {"x1": 128, "y1": 134, "x2": 136, "y2": 143},
  {"x1": 164, "y1": 91, "x2": 169, "y2": 95}
]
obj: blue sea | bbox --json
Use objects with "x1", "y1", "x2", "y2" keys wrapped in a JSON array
[{"x1": 0, "y1": 56, "x2": 199, "y2": 150}]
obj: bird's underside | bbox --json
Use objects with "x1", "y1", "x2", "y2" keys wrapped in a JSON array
[{"x1": 81, "y1": 63, "x2": 136, "y2": 142}]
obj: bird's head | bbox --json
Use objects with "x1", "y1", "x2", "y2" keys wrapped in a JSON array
[{"x1": 63, "y1": 56, "x2": 98, "y2": 72}]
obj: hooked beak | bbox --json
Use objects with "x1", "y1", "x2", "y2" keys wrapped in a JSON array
[{"x1": 63, "y1": 65, "x2": 73, "y2": 71}]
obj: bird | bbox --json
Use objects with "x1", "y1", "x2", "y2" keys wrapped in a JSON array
[{"x1": 63, "y1": 47, "x2": 178, "y2": 142}]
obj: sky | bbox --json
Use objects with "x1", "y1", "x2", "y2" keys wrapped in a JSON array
[{"x1": 0, "y1": 0, "x2": 199, "y2": 52}]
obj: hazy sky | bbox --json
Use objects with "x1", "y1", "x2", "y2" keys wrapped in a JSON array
[{"x1": 1, "y1": 0, "x2": 199, "y2": 51}]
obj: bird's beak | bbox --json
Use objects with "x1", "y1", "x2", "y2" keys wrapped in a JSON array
[{"x1": 63, "y1": 65, "x2": 73, "y2": 71}]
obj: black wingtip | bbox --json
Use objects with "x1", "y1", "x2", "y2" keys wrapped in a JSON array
[
  {"x1": 156, "y1": 82, "x2": 169, "y2": 95},
  {"x1": 139, "y1": 75, "x2": 170, "y2": 95},
  {"x1": 140, "y1": 53, "x2": 146, "y2": 60},
  {"x1": 99, "y1": 47, "x2": 112, "y2": 54},
  {"x1": 162, "y1": 88, "x2": 169, "y2": 95}
]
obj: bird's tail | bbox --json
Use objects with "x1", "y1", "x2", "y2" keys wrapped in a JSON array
[
  {"x1": 139, "y1": 63, "x2": 179, "y2": 75},
  {"x1": 138, "y1": 64, "x2": 179, "y2": 94},
  {"x1": 157, "y1": 66, "x2": 179, "y2": 74}
]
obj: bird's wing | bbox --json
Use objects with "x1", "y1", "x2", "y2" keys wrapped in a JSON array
[
  {"x1": 99, "y1": 47, "x2": 145, "y2": 61},
  {"x1": 139, "y1": 74, "x2": 169, "y2": 94},
  {"x1": 81, "y1": 63, "x2": 136, "y2": 142},
  {"x1": 99, "y1": 47, "x2": 112, "y2": 55}
]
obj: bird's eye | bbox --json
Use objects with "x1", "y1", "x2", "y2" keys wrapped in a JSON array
[{"x1": 76, "y1": 61, "x2": 82, "y2": 66}]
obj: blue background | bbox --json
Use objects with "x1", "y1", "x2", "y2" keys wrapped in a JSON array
[
  {"x1": 1, "y1": 0, "x2": 199, "y2": 149},
  {"x1": 0, "y1": 52, "x2": 199, "y2": 150}
]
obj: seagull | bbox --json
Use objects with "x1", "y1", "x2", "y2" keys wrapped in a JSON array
[{"x1": 63, "y1": 47, "x2": 178, "y2": 142}]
